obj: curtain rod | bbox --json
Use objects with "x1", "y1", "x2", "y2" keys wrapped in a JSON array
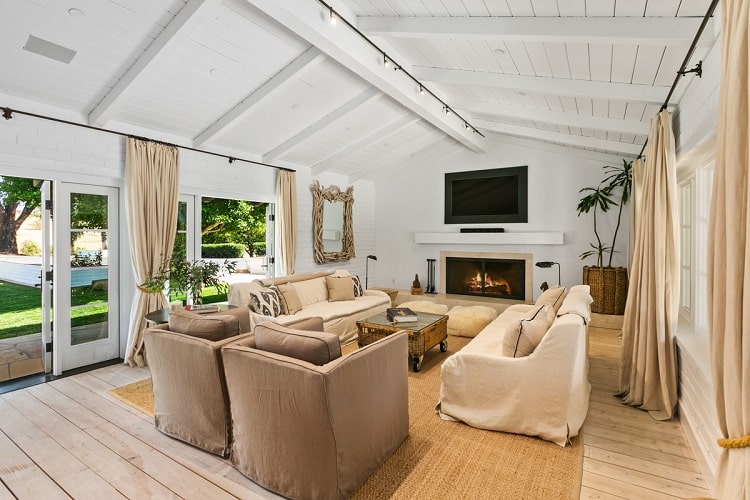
[
  {"x1": 637, "y1": 0, "x2": 720, "y2": 159},
  {"x1": 1, "y1": 106, "x2": 296, "y2": 173}
]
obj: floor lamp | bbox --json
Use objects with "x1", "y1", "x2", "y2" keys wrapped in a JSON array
[
  {"x1": 535, "y1": 261, "x2": 561, "y2": 287},
  {"x1": 366, "y1": 255, "x2": 377, "y2": 289}
]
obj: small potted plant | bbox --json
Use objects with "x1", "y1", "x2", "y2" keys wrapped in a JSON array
[
  {"x1": 577, "y1": 160, "x2": 632, "y2": 314},
  {"x1": 168, "y1": 257, "x2": 236, "y2": 305}
]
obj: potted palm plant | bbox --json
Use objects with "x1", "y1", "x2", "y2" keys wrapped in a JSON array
[
  {"x1": 168, "y1": 257, "x2": 235, "y2": 305},
  {"x1": 577, "y1": 160, "x2": 632, "y2": 314}
]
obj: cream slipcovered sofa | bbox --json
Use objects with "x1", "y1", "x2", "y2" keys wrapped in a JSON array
[
  {"x1": 437, "y1": 285, "x2": 593, "y2": 446},
  {"x1": 228, "y1": 270, "x2": 390, "y2": 344}
]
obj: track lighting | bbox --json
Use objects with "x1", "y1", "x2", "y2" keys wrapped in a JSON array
[{"x1": 316, "y1": 0, "x2": 483, "y2": 139}]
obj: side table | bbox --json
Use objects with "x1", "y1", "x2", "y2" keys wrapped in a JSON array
[
  {"x1": 370, "y1": 287, "x2": 399, "y2": 307},
  {"x1": 145, "y1": 304, "x2": 236, "y2": 326}
]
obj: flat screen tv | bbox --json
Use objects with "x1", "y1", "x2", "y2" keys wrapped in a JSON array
[{"x1": 444, "y1": 166, "x2": 528, "y2": 224}]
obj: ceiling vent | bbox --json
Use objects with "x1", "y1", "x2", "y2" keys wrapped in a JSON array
[{"x1": 23, "y1": 35, "x2": 76, "y2": 64}]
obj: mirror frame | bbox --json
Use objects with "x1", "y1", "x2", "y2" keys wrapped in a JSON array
[{"x1": 311, "y1": 181, "x2": 355, "y2": 263}]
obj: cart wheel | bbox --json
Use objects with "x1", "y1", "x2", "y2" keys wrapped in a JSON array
[
  {"x1": 412, "y1": 357, "x2": 421, "y2": 372},
  {"x1": 440, "y1": 340, "x2": 448, "y2": 352}
]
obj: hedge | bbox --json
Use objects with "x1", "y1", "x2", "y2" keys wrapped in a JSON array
[{"x1": 201, "y1": 243, "x2": 245, "y2": 259}]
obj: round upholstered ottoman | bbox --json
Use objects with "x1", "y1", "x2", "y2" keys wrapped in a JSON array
[
  {"x1": 397, "y1": 300, "x2": 449, "y2": 315},
  {"x1": 447, "y1": 305, "x2": 499, "y2": 337}
]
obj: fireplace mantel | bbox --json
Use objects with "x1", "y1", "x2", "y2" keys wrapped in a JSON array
[{"x1": 414, "y1": 231, "x2": 563, "y2": 245}]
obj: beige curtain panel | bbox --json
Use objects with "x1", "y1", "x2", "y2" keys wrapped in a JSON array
[
  {"x1": 277, "y1": 170, "x2": 297, "y2": 276},
  {"x1": 618, "y1": 109, "x2": 679, "y2": 421},
  {"x1": 627, "y1": 158, "x2": 646, "y2": 270},
  {"x1": 708, "y1": 0, "x2": 750, "y2": 496},
  {"x1": 124, "y1": 138, "x2": 179, "y2": 367}
]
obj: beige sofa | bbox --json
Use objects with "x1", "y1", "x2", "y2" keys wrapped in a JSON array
[
  {"x1": 222, "y1": 327, "x2": 409, "y2": 499},
  {"x1": 437, "y1": 286, "x2": 592, "y2": 446},
  {"x1": 228, "y1": 270, "x2": 390, "y2": 343}
]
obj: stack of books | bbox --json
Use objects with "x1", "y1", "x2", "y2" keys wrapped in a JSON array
[{"x1": 387, "y1": 307, "x2": 418, "y2": 323}]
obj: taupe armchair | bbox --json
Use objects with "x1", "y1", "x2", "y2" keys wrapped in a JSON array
[
  {"x1": 143, "y1": 307, "x2": 252, "y2": 456},
  {"x1": 222, "y1": 330, "x2": 409, "y2": 500}
]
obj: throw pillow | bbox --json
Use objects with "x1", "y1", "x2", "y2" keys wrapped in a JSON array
[
  {"x1": 557, "y1": 291, "x2": 594, "y2": 323},
  {"x1": 535, "y1": 286, "x2": 567, "y2": 314},
  {"x1": 501, "y1": 305, "x2": 549, "y2": 358},
  {"x1": 255, "y1": 321, "x2": 342, "y2": 366},
  {"x1": 352, "y1": 275, "x2": 364, "y2": 297},
  {"x1": 569, "y1": 284, "x2": 590, "y2": 294},
  {"x1": 168, "y1": 309, "x2": 240, "y2": 341},
  {"x1": 325, "y1": 275, "x2": 355, "y2": 302},
  {"x1": 249, "y1": 287, "x2": 282, "y2": 317},
  {"x1": 276, "y1": 282, "x2": 303, "y2": 315}
]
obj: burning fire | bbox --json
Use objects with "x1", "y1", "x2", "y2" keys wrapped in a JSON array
[{"x1": 463, "y1": 272, "x2": 512, "y2": 296}]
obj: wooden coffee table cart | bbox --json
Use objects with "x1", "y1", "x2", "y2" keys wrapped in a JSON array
[{"x1": 357, "y1": 311, "x2": 448, "y2": 372}]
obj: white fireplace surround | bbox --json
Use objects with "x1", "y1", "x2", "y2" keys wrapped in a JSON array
[{"x1": 440, "y1": 251, "x2": 533, "y2": 303}]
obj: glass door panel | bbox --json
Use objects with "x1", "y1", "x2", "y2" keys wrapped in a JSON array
[{"x1": 54, "y1": 183, "x2": 118, "y2": 374}]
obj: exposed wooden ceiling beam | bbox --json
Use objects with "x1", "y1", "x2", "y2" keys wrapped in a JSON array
[
  {"x1": 194, "y1": 47, "x2": 324, "y2": 147},
  {"x1": 244, "y1": 0, "x2": 486, "y2": 153},
  {"x1": 358, "y1": 16, "x2": 714, "y2": 46},
  {"x1": 311, "y1": 115, "x2": 420, "y2": 175},
  {"x1": 473, "y1": 118, "x2": 642, "y2": 156},
  {"x1": 263, "y1": 88, "x2": 380, "y2": 162},
  {"x1": 452, "y1": 99, "x2": 649, "y2": 136},
  {"x1": 348, "y1": 132, "x2": 446, "y2": 182},
  {"x1": 89, "y1": 0, "x2": 222, "y2": 127},
  {"x1": 413, "y1": 66, "x2": 667, "y2": 104}
]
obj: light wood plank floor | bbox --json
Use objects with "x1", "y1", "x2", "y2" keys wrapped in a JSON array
[
  {"x1": 582, "y1": 314, "x2": 712, "y2": 499},
  {"x1": 0, "y1": 321, "x2": 712, "y2": 499}
]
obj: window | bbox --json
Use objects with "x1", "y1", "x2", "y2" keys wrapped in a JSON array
[
  {"x1": 169, "y1": 194, "x2": 273, "y2": 303},
  {"x1": 679, "y1": 164, "x2": 713, "y2": 335},
  {"x1": 694, "y1": 166, "x2": 713, "y2": 334},
  {"x1": 679, "y1": 180, "x2": 693, "y2": 318}
]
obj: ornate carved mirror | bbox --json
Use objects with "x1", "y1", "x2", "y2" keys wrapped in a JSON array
[{"x1": 312, "y1": 181, "x2": 355, "y2": 263}]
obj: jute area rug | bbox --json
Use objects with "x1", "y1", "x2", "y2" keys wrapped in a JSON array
[{"x1": 109, "y1": 335, "x2": 583, "y2": 499}]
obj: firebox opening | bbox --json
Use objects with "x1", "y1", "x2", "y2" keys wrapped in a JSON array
[{"x1": 445, "y1": 257, "x2": 526, "y2": 300}]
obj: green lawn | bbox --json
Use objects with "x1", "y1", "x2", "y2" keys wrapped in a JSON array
[{"x1": 0, "y1": 280, "x2": 228, "y2": 340}]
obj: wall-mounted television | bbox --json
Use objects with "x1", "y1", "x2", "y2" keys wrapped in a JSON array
[{"x1": 444, "y1": 166, "x2": 528, "y2": 224}]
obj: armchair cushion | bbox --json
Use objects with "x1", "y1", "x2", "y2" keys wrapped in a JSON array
[
  {"x1": 255, "y1": 321, "x2": 342, "y2": 366},
  {"x1": 167, "y1": 309, "x2": 240, "y2": 341}
]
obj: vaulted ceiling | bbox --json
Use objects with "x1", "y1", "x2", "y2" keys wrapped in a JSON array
[{"x1": 0, "y1": 0, "x2": 717, "y2": 180}]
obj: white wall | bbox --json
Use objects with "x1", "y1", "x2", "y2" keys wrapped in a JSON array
[
  {"x1": 0, "y1": 96, "x2": 377, "y2": 359},
  {"x1": 372, "y1": 136, "x2": 630, "y2": 299},
  {"x1": 292, "y1": 168, "x2": 376, "y2": 281}
]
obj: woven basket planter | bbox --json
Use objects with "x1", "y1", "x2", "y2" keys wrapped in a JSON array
[{"x1": 582, "y1": 266, "x2": 628, "y2": 315}]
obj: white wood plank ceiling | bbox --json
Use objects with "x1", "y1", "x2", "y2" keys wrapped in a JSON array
[{"x1": 0, "y1": 0, "x2": 717, "y2": 180}]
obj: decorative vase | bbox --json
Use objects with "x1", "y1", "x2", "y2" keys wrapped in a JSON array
[{"x1": 582, "y1": 266, "x2": 628, "y2": 315}]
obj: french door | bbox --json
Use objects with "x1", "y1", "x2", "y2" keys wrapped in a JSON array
[{"x1": 53, "y1": 182, "x2": 119, "y2": 374}]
